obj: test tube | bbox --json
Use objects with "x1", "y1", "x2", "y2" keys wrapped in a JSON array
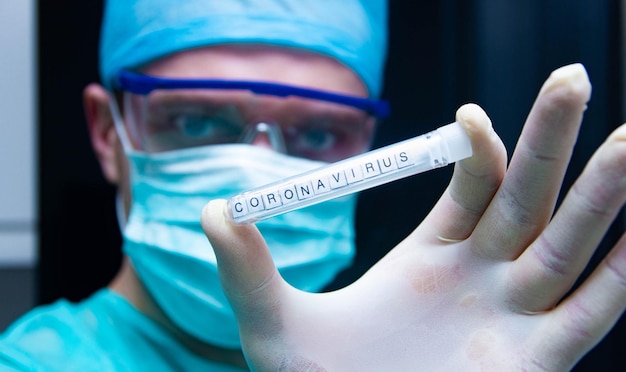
[{"x1": 228, "y1": 121, "x2": 472, "y2": 224}]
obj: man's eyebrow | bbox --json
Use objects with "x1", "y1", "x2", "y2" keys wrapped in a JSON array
[{"x1": 147, "y1": 91, "x2": 251, "y2": 105}]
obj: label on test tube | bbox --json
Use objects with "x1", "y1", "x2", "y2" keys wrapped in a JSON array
[{"x1": 229, "y1": 122, "x2": 472, "y2": 224}]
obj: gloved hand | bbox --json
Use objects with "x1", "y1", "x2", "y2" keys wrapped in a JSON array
[{"x1": 201, "y1": 63, "x2": 626, "y2": 371}]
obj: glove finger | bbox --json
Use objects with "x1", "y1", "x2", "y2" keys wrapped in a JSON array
[
  {"x1": 414, "y1": 103, "x2": 507, "y2": 245},
  {"x1": 472, "y1": 64, "x2": 592, "y2": 260},
  {"x1": 529, "y1": 233, "x2": 626, "y2": 371},
  {"x1": 508, "y1": 123, "x2": 626, "y2": 312},
  {"x1": 201, "y1": 199, "x2": 286, "y2": 329}
]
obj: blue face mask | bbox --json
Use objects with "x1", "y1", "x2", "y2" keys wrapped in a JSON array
[{"x1": 122, "y1": 144, "x2": 357, "y2": 348}]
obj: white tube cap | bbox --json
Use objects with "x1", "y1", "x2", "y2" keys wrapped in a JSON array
[{"x1": 437, "y1": 121, "x2": 473, "y2": 163}]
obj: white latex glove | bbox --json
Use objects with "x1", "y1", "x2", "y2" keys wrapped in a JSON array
[{"x1": 202, "y1": 64, "x2": 626, "y2": 371}]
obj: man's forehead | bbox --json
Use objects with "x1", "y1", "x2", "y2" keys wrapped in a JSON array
[{"x1": 139, "y1": 45, "x2": 368, "y2": 97}]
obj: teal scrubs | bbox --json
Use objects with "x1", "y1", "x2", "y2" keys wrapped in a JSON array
[{"x1": 0, "y1": 289, "x2": 247, "y2": 371}]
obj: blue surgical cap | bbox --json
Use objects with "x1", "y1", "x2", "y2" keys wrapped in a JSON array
[{"x1": 100, "y1": 0, "x2": 388, "y2": 97}]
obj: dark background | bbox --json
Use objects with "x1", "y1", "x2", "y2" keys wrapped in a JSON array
[{"x1": 38, "y1": 1, "x2": 624, "y2": 370}]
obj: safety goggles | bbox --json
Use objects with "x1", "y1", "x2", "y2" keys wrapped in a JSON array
[{"x1": 113, "y1": 71, "x2": 390, "y2": 162}]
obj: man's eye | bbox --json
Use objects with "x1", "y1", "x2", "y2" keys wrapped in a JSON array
[
  {"x1": 174, "y1": 115, "x2": 237, "y2": 138},
  {"x1": 297, "y1": 129, "x2": 336, "y2": 151}
]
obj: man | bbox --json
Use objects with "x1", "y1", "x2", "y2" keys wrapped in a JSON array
[
  {"x1": 2, "y1": 0, "x2": 625, "y2": 371},
  {"x1": 1, "y1": 1, "x2": 386, "y2": 370}
]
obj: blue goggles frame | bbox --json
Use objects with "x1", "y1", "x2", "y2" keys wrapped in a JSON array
[{"x1": 115, "y1": 71, "x2": 390, "y2": 118}]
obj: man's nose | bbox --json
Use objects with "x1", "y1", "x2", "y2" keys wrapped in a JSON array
[
  {"x1": 241, "y1": 122, "x2": 286, "y2": 153},
  {"x1": 249, "y1": 131, "x2": 273, "y2": 149}
]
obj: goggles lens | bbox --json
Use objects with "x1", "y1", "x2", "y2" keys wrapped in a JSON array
[{"x1": 116, "y1": 72, "x2": 390, "y2": 162}]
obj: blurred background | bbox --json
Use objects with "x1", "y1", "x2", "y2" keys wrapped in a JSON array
[{"x1": 1, "y1": 1, "x2": 624, "y2": 370}]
